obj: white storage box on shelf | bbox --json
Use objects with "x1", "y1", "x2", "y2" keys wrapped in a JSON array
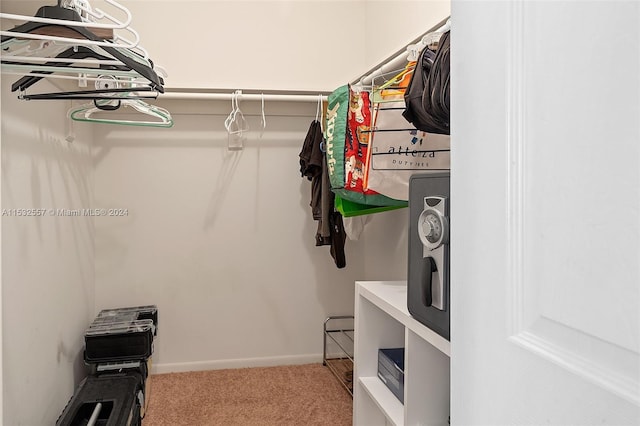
[{"x1": 354, "y1": 281, "x2": 450, "y2": 426}]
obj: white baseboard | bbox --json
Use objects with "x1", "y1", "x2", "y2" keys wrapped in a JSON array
[{"x1": 151, "y1": 353, "x2": 324, "y2": 375}]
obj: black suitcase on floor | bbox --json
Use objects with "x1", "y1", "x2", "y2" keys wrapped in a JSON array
[
  {"x1": 56, "y1": 375, "x2": 141, "y2": 426},
  {"x1": 90, "y1": 360, "x2": 151, "y2": 419}
]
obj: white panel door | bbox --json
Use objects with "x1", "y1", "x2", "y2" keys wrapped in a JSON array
[{"x1": 451, "y1": 1, "x2": 639, "y2": 424}]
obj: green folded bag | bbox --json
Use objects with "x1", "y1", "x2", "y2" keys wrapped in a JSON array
[{"x1": 335, "y1": 195, "x2": 406, "y2": 218}]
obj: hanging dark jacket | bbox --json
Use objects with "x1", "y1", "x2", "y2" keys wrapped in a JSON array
[
  {"x1": 422, "y1": 30, "x2": 450, "y2": 131},
  {"x1": 402, "y1": 30, "x2": 450, "y2": 135}
]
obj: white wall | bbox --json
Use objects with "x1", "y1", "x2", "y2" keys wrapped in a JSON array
[
  {"x1": 361, "y1": 208, "x2": 410, "y2": 281},
  {"x1": 119, "y1": 0, "x2": 366, "y2": 91},
  {"x1": 93, "y1": 99, "x2": 364, "y2": 371},
  {"x1": 1, "y1": 79, "x2": 95, "y2": 426},
  {"x1": 89, "y1": 106, "x2": 410, "y2": 373}
]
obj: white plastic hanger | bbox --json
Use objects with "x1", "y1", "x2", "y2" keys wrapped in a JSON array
[
  {"x1": 0, "y1": 0, "x2": 141, "y2": 50},
  {"x1": 62, "y1": 0, "x2": 128, "y2": 29},
  {"x1": 0, "y1": 25, "x2": 141, "y2": 50},
  {"x1": 0, "y1": 0, "x2": 132, "y2": 30},
  {"x1": 224, "y1": 90, "x2": 249, "y2": 135},
  {"x1": 224, "y1": 90, "x2": 249, "y2": 150},
  {"x1": 406, "y1": 44, "x2": 422, "y2": 62},
  {"x1": 315, "y1": 93, "x2": 325, "y2": 133},
  {"x1": 260, "y1": 93, "x2": 267, "y2": 137},
  {"x1": 315, "y1": 94, "x2": 322, "y2": 122},
  {"x1": 418, "y1": 18, "x2": 451, "y2": 52}
]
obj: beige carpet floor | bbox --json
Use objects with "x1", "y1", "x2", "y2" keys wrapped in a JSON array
[{"x1": 142, "y1": 363, "x2": 352, "y2": 426}]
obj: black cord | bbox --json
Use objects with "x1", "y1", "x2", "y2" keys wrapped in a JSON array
[{"x1": 93, "y1": 99, "x2": 121, "y2": 111}]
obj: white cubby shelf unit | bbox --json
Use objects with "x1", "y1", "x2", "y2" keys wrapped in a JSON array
[{"x1": 353, "y1": 281, "x2": 451, "y2": 426}]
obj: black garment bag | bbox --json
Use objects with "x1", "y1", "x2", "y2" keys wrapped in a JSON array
[
  {"x1": 422, "y1": 30, "x2": 450, "y2": 131},
  {"x1": 402, "y1": 31, "x2": 450, "y2": 135}
]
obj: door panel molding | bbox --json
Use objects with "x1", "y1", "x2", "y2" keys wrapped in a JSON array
[
  {"x1": 511, "y1": 319, "x2": 639, "y2": 405},
  {"x1": 505, "y1": 0, "x2": 640, "y2": 406}
]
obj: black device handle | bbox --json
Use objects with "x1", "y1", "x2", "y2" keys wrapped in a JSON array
[{"x1": 421, "y1": 256, "x2": 437, "y2": 307}]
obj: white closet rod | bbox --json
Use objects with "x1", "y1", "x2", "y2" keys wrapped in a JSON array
[
  {"x1": 160, "y1": 91, "x2": 328, "y2": 103},
  {"x1": 353, "y1": 16, "x2": 450, "y2": 86}
]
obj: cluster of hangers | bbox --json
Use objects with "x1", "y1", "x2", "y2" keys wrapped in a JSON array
[
  {"x1": 352, "y1": 18, "x2": 451, "y2": 93},
  {"x1": 223, "y1": 90, "x2": 268, "y2": 150},
  {"x1": 344, "y1": 18, "x2": 451, "y2": 120},
  {"x1": 0, "y1": 0, "x2": 173, "y2": 128}
]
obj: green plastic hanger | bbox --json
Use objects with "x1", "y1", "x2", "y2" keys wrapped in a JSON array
[{"x1": 69, "y1": 99, "x2": 173, "y2": 128}]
